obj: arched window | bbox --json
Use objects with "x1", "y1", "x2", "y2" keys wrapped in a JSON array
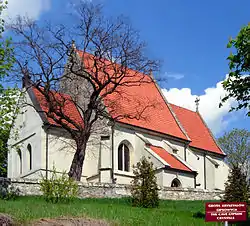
[
  {"x1": 27, "y1": 144, "x2": 32, "y2": 170},
  {"x1": 171, "y1": 178, "x2": 181, "y2": 187},
  {"x1": 118, "y1": 143, "x2": 130, "y2": 172},
  {"x1": 17, "y1": 149, "x2": 22, "y2": 175}
]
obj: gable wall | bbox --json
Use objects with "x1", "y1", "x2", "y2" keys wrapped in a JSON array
[{"x1": 8, "y1": 92, "x2": 44, "y2": 179}]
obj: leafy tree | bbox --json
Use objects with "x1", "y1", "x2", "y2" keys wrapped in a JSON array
[
  {"x1": 217, "y1": 128, "x2": 250, "y2": 179},
  {"x1": 130, "y1": 156, "x2": 159, "y2": 208},
  {"x1": 220, "y1": 24, "x2": 250, "y2": 115},
  {"x1": 224, "y1": 165, "x2": 249, "y2": 204},
  {"x1": 0, "y1": 1, "x2": 14, "y2": 78},
  {"x1": 0, "y1": 87, "x2": 19, "y2": 177},
  {"x1": 0, "y1": 1, "x2": 18, "y2": 177}
]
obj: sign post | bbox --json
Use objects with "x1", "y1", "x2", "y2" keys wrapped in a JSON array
[{"x1": 205, "y1": 202, "x2": 247, "y2": 224}]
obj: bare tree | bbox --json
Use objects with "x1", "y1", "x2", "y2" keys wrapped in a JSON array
[
  {"x1": 9, "y1": 3, "x2": 159, "y2": 181},
  {"x1": 218, "y1": 128, "x2": 250, "y2": 180}
]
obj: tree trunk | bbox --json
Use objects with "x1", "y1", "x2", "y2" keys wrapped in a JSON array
[{"x1": 68, "y1": 141, "x2": 87, "y2": 181}]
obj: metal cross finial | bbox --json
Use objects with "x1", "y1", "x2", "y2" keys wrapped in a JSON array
[{"x1": 195, "y1": 97, "x2": 200, "y2": 112}]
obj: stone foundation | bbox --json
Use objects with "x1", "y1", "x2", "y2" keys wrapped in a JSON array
[{"x1": 8, "y1": 178, "x2": 224, "y2": 200}]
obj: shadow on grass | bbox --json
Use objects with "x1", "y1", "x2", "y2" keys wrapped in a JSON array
[{"x1": 192, "y1": 211, "x2": 205, "y2": 219}]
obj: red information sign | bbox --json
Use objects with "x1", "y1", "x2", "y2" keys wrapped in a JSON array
[{"x1": 205, "y1": 202, "x2": 247, "y2": 222}]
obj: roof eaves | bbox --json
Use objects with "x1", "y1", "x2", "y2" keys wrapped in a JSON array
[
  {"x1": 190, "y1": 145, "x2": 226, "y2": 157},
  {"x1": 116, "y1": 121, "x2": 190, "y2": 143},
  {"x1": 164, "y1": 166, "x2": 197, "y2": 175}
]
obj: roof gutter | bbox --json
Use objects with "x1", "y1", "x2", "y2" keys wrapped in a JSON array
[
  {"x1": 204, "y1": 151, "x2": 207, "y2": 189},
  {"x1": 117, "y1": 121, "x2": 190, "y2": 143},
  {"x1": 164, "y1": 165, "x2": 197, "y2": 175}
]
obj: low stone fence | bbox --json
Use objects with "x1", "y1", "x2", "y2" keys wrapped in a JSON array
[{"x1": 3, "y1": 178, "x2": 224, "y2": 200}]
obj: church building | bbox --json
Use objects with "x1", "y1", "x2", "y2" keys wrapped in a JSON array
[{"x1": 7, "y1": 51, "x2": 229, "y2": 190}]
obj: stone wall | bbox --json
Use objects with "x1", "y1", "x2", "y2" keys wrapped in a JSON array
[{"x1": 9, "y1": 178, "x2": 224, "y2": 200}]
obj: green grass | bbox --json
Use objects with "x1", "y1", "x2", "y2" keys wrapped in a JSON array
[{"x1": 0, "y1": 196, "x2": 235, "y2": 225}]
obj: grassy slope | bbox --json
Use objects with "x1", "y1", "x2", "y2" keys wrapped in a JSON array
[{"x1": 0, "y1": 197, "x2": 218, "y2": 225}]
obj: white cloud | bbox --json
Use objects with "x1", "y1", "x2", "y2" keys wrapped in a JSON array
[
  {"x1": 165, "y1": 72, "x2": 185, "y2": 80},
  {"x1": 3, "y1": 0, "x2": 51, "y2": 20},
  {"x1": 162, "y1": 76, "x2": 237, "y2": 135}
]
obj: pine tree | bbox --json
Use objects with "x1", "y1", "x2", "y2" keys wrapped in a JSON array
[
  {"x1": 224, "y1": 165, "x2": 250, "y2": 204},
  {"x1": 130, "y1": 156, "x2": 159, "y2": 208}
]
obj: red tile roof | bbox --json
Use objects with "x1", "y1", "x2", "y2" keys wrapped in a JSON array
[
  {"x1": 31, "y1": 51, "x2": 224, "y2": 156},
  {"x1": 170, "y1": 104, "x2": 224, "y2": 155},
  {"x1": 77, "y1": 51, "x2": 188, "y2": 141},
  {"x1": 32, "y1": 87, "x2": 83, "y2": 130},
  {"x1": 150, "y1": 145, "x2": 192, "y2": 172}
]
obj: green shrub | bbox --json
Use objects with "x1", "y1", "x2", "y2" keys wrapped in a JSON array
[
  {"x1": 4, "y1": 185, "x2": 20, "y2": 200},
  {"x1": 130, "y1": 156, "x2": 159, "y2": 208},
  {"x1": 0, "y1": 178, "x2": 20, "y2": 200},
  {"x1": 223, "y1": 165, "x2": 250, "y2": 204},
  {"x1": 40, "y1": 166, "x2": 78, "y2": 203}
]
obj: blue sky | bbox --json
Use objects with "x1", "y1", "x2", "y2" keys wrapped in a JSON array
[{"x1": 5, "y1": 0, "x2": 250, "y2": 137}]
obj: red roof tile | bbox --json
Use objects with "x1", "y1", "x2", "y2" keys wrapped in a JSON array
[
  {"x1": 32, "y1": 87, "x2": 83, "y2": 130},
  {"x1": 170, "y1": 104, "x2": 224, "y2": 155},
  {"x1": 77, "y1": 51, "x2": 188, "y2": 141},
  {"x1": 150, "y1": 145, "x2": 192, "y2": 172}
]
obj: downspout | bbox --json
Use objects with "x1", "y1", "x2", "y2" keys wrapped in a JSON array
[
  {"x1": 194, "y1": 172, "x2": 197, "y2": 188},
  {"x1": 184, "y1": 143, "x2": 188, "y2": 161},
  {"x1": 111, "y1": 123, "x2": 115, "y2": 183},
  {"x1": 204, "y1": 152, "x2": 207, "y2": 189},
  {"x1": 43, "y1": 123, "x2": 51, "y2": 180},
  {"x1": 45, "y1": 129, "x2": 49, "y2": 180}
]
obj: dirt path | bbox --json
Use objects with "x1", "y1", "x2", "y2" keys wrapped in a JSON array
[
  {"x1": 30, "y1": 218, "x2": 110, "y2": 226},
  {"x1": 30, "y1": 218, "x2": 111, "y2": 226},
  {"x1": 0, "y1": 214, "x2": 112, "y2": 226}
]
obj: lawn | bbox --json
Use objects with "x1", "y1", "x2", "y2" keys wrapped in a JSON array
[{"x1": 0, "y1": 197, "x2": 246, "y2": 225}]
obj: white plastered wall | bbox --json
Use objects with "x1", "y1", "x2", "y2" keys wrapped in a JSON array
[
  {"x1": 186, "y1": 148, "x2": 205, "y2": 189},
  {"x1": 46, "y1": 131, "x2": 101, "y2": 182},
  {"x1": 213, "y1": 156, "x2": 230, "y2": 190},
  {"x1": 163, "y1": 170, "x2": 194, "y2": 188},
  {"x1": 8, "y1": 92, "x2": 44, "y2": 179}
]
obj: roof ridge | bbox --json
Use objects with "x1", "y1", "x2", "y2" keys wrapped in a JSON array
[{"x1": 76, "y1": 50, "x2": 151, "y2": 77}]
